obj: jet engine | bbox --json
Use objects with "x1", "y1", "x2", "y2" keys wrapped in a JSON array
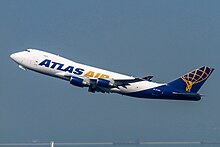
[
  {"x1": 70, "y1": 76, "x2": 90, "y2": 87},
  {"x1": 97, "y1": 78, "x2": 115, "y2": 88}
]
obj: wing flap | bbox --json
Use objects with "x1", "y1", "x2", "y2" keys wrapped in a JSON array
[{"x1": 114, "y1": 78, "x2": 144, "y2": 87}]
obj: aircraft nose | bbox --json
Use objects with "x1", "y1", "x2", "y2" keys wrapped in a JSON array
[
  {"x1": 10, "y1": 52, "x2": 19, "y2": 61},
  {"x1": 10, "y1": 52, "x2": 24, "y2": 64},
  {"x1": 10, "y1": 53, "x2": 16, "y2": 60}
]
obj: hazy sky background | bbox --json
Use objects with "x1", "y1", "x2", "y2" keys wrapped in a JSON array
[{"x1": 0, "y1": 0, "x2": 220, "y2": 146}]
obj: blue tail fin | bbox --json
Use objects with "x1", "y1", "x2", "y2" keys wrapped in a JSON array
[{"x1": 168, "y1": 66, "x2": 214, "y2": 93}]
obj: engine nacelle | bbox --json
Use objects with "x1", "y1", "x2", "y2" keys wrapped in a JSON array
[
  {"x1": 97, "y1": 78, "x2": 114, "y2": 88},
  {"x1": 70, "y1": 76, "x2": 89, "y2": 87}
]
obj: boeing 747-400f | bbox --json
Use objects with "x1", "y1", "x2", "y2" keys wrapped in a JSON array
[{"x1": 10, "y1": 49, "x2": 214, "y2": 101}]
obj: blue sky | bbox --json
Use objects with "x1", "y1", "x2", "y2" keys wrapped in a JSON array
[{"x1": 0, "y1": 0, "x2": 220, "y2": 145}]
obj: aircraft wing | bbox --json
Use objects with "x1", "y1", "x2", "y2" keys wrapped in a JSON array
[
  {"x1": 61, "y1": 72, "x2": 149, "y2": 93},
  {"x1": 62, "y1": 72, "x2": 146, "y2": 93},
  {"x1": 113, "y1": 78, "x2": 144, "y2": 87},
  {"x1": 88, "y1": 77, "x2": 144, "y2": 93}
]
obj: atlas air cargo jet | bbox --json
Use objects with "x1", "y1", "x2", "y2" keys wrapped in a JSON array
[{"x1": 10, "y1": 49, "x2": 214, "y2": 101}]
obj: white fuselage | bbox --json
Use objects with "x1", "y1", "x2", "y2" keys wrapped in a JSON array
[{"x1": 10, "y1": 49, "x2": 163, "y2": 95}]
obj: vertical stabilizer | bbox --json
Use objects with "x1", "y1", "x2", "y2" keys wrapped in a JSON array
[{"x1": 168, "y1": 66, "x2": 214, "y2": 93}]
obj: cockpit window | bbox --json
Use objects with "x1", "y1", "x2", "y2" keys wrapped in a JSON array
[{"x1": 25, "y1": 49, "x2": 30, "y2": 52}]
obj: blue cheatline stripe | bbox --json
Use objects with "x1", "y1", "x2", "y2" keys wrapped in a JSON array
[{"x1": 123, "y1": 85, "x2": 201, "y2": 101}]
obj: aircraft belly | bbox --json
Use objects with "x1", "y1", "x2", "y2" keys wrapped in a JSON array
[{"x1": 122, "y1": 85, "x2": 201, "y2": 101}]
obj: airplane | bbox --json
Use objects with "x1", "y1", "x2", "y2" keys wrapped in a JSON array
[{"x1": 10, "y1": 49, "x2": 214, "y2": 101}]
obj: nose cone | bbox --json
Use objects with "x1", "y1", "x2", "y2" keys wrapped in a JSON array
[
  {"x1": 10, "y1": 53, "x2": 16, "y2": 60},
  {"x1": 10, "y1": 52, "x2": 24, "y2": 64}
]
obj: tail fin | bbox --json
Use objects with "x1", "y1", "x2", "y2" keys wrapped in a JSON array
[{"x1": 168, "y1": 66, "x2": 214, "y2": 93}]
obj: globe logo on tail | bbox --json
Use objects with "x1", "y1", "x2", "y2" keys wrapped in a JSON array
[{"x1": 181, "y1": 66, "x2": 213, "y2": 92}]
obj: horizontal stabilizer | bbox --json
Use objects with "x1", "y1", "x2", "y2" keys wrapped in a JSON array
[
  {"x1": 143, "y1": 75, "x2": 153, "y2": 81},
  {"x1": 172, "y1": 92, "x2": 202, "y2": 97}
]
